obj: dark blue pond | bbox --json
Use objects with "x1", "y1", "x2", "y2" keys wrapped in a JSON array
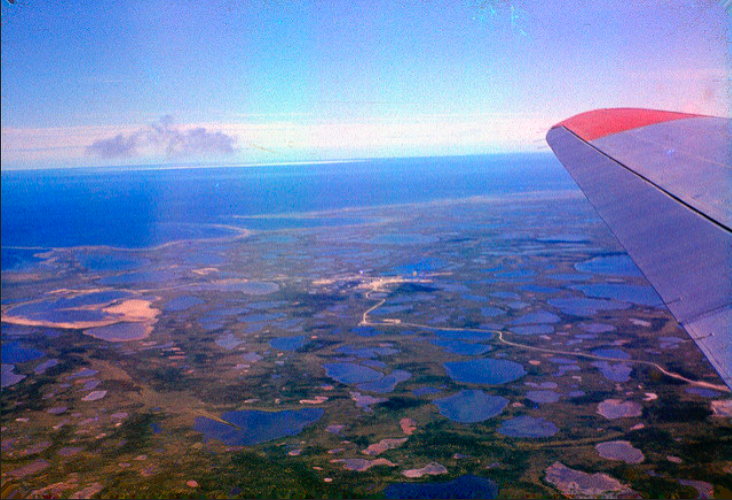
[
  {"x1": 392, "y1": 258, "x2": 446, "y2": 275},
  {"x1": 194, "y1": 408, "x2": 324, "y2": 446},
  {"x1": 572, "y1": 284, "x2": 663, "y2": 307},
  {"x1": 444, "y1": 358, "x2": 526, "y2": 385},
  {"x1": 591, "y1": 361, "x2": 632, "y2": 382},
  {"x1": 548, "y1": 273, "x2": 591, "y2": 282},
  {"x1": 685, "y1": 387, "x2": 721, "y2": 398},
  {"x1": 352, "y1": 326, "x2": 381, "y2": 337},
  {"x1": 75, "y1": 253, "x2": 147, "y2": 271},
  {"x1": 357, "y1": 370, "x2": 411, "y2": 393},
  {"x1": 362, "y1": 359, "x2": 387, "y2": 369},
  {"x1": 575, "y1": 255, "x2": 642, "y2": 277},
  {"x1": 165, "y1": 296, "x2": 205, "y2": 312},
  {"x1": 198, "y1": 316, "x2": 225, "y2": 331},
  {"x1": 270, "y1": 335, "x2": 307, "y2": 351},
  {"x1": 430, "y1": 339, "x2": 492, "y2": 356},
  {"x1": 323, "y1": 362, "x2": 382, "y2": 385},
  {"x1": 383, "y1": 474, "x2": 499, "y2": 499},
  {"x1": 525, "y1": 390, "x2": 560, "y2": 404},
  {"x1": 413, "y1": 386, "x2": 443, "y2": 396},
  {"x1": 591, "y1": 348, "x2": 630, "y2": 360},
  {"x1": 480, "y1": 306, "x2": 503, "y2": 317},
  {"x1": 520, "y1": 285, "x2": 561, "y2": 294},
  {"x1": 510, "y1": 325, "x2": 554, "y2": 336},
  {"x1": 1, "y1": 341, "x2": 44, "y2": 364},
  {"x1": 511, "y1": 311, "x2": 560, "y2": 325},
  {"x1": 86, "y1": 322, "x2": 148, "y2": 342},
  {"x1": 434, "y1": 390, "x2": 508, "y2": 423},
  {"x1": 1, "y1": 248, "x2": 45, "y2": 271},
  {"x1": 435, "y1": 329, "x2": 494, "y2": 341},
  {"x1": 61, "y1": 291, "x2": 134, "y2": 307},
  {"x1": 548, "y1": 297, "x2": 630, "y2": 317},
  {"x1": 498, "y1": 416, "x2": 558, "y2": 438},
  {"x1": 7, "y1": 291, "x2": 133, "y2": 323}
]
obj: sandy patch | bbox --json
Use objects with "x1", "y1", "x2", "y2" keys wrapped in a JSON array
[
  {"x1": 2, "y1": 297, "x2": 159, "y2": 335},
  {"x1": 104, "y1": 299, "x2": 159, "y2": 322},
  {"x1": 331, "y1": 458, "x2": 396, "y2": 471},
  {"x1": 545, "y1": 462, "x2": 637, "y2": 499},
  {"x1": 299, "y1": 396, "x2": 329, "y2": 405},
  {"x1": 192, "y1": 268, "x2": 218, "y2": 276},
  {"x1": 402, "y1": 462, "x2": 447, "y2": 478},
  {"x1": 81, "y1": 390, "x2": 107, "y2": 402},
  {"x1": 400, "y1": 417, "x2": 417, "y2": 436},
  {"x1": 70, "y1": 483, "x2": 103, "y2": 499},
  {"x1": 678, "y1": 479, "x2": 713, "y2": 499},
  {"x1": 711, "y1": 399, "x2": 732, "y2": 417},
  {"x1": 595, "y1": 440, "x2": 644, "y2": 464},
  {"x1": 362, "y1": 438, "x2": 407, "y2": 456},
  {"x1": 597, "y1": 399, "x2": 642, "y2": 419},
  {"x1": 350, "y1": 391, "x2": 387, "y2": 412}
]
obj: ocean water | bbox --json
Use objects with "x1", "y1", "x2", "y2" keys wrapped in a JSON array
[{"x1": 1, "y1": 154, "x2": 574, "y2": 256}]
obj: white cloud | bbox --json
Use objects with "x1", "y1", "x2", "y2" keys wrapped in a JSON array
[{"x1": 2, "y1": 113, "x2": 555, "y2": 169}]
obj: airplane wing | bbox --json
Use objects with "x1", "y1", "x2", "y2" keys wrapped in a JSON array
[{"x1": 546, "y1": 108, "x2": 731, "y2": 390}]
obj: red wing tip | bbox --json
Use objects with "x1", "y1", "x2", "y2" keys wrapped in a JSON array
[{"x1": 551, "y1": 108, "x2": 702, "y2": 141}]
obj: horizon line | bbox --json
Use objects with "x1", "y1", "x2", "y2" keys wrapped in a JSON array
[{"x1": 0, "y1": 151, "x2": 554, "y2": 173}]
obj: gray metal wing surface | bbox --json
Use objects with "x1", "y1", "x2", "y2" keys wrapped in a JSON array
[{"x1": 546, "y1": 108, "x2": 731, "y2": 390}]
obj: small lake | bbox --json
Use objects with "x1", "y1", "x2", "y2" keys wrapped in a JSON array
[
  {"x1": 1, "y1": 248, "x2": 45, "y2": 271},
  {"x1": 75, "y1": 252, "x2": 147, "y2": 271},
  {"x1": 511, "y1": 311, "x2": 560, "y2": 325},
  {"x1": 357, "y1": 370, "x2": 411, "y2": 393},
  {"x1": 510, "y1": 325, "x2": 554, "y2": 336},
  {"x1": 572, "y1": 284, "x2": 662, "y2": 307},
  {"x1": 525, "y1": 390, "x2": 560, "y2": 404},
  {"x1": 575, "y1": 255, "x2": 642, "y2": 277},
  {"x1": 591, "y1": 348, "x2": 630, "y2": 360},
  {"x1": 2, "y1": 364, "x2": 26, "y2": 388},
  {"x1": 7, "y1": 291, "x2": 134, "y2": 324},
  {"x1": 392, "y1": 257, "x2": 446, "y2": 275},
  {"x1": 85, "y1": 322, "x2": 148, "y2": 342},
  {"x1": 444, "y1": 358, "x2": 526, "y2": 385},
  {"x1": 323, "y1": 362, "x2": 382, "y2": 385},
  {"x1": 430, "y1": 339, "x2": 492, "y2": 356},
  {"x1": 270, "y1": 335, "x2": 307, "y2": 351},
  {"x1": 1, "y1": 341, "x2": 45, "y2": 364},
  {"x1": 591, "y1": 361, "x2": 632, "y2": 382},
  {"x1": 480, "y1": 306, "x2": 504, "y2": 318},
  {"x1": 548, "y1": 297, "x2": 629, "y2": 317},
  {"x1": 165, "y1": 296, "x2": 205, "y2": 312},
  {"x1": 194, "y1": 408, "x2": 324, "y2": 446},
  {"x1": 383, "y1": 474, "x2": 499, "y2": 499},
  {"x1": 434, "y1": 390, "x2": 508, "y2": 423}
]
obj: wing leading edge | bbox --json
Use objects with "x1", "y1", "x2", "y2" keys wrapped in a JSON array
[{"x1": 546, "y1": 108, "x2": 732, "y2": 390}]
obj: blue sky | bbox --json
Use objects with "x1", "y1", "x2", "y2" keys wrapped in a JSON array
[{"x1": 1, "y1": 0, "x2": 730, "y2": 169}]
